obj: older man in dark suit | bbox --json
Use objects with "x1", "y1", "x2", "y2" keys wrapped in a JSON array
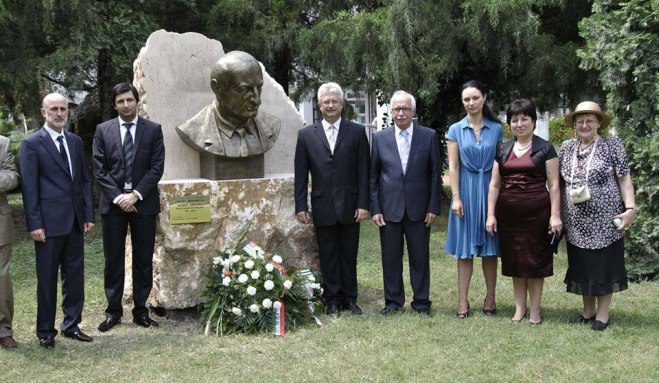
[
  {"x1": 370, "y1": 90, "x2": 441, "y2": 316},
  {"x1": 294, "y1": 82, "x2": 370, "y2": 317},
  {"x1": 20, "y1": 93, "x2": 95, "y2": 348},
  {"x1": 93, "y1": 83, "x2": 165, "y2": 332}
]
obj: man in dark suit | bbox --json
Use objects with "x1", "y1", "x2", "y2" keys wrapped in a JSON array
[
  {"x1": 92, "y1": 83, "x2": 165, "y2": 332},
  {"x1": 294, "y1": 82, "x2": 370, "y2": 317},
  {"x1": 20, "y1": 93, "x2": 95, "y2": 348},
  {"x1": 370, "y1": 90, "x2": 441, "y2": 316},
  {"x1": 0, "y1": 134, "x2": 20, "y2": 349}
]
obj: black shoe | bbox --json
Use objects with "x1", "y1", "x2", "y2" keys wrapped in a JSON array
[
  {"x1": 379, "y1": 306, "x2": 401, "y2": 316},
  {"x1": 133, "y1": 316, "x2": 159, "y2": 328},
  {"x1": 414, "y1": 308, "x2": 432, "y2": 317},
  {"x1": 343, "y1": 301, "x2": 363, "y2": 315},
  {"x1": 592, "y1": 320, "x2": 609, "y2": 331},
  {"x1": 456, "y1": 303, "x2": 470, "y2": 319},
  {"x1": 326, "y1": 304, "x2": 341, "y2": 318},
  {"x1": 482, "y1": 299, "x2": 497, "y2": 316},
  {"x1": 98, "y1": 316, "x2": 121, "y2": 332},
  {"x1": 62, "y1": 330, "x2": 93, "y2": 342},
  {"x1": 572, "y1": 314, "x2": 596, "y2": 324},
  {"x1": 39, "y1": 337, "x2": 55, "y2": 349}
]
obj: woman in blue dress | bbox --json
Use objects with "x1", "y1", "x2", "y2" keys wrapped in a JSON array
[{"x1": 445, "y1": 80, "x2": 503, "y2": 318}]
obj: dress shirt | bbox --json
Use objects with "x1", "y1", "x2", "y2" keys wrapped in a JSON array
[
  {"x1": 114, "y1": 117, "x2": 143, "y2": 202},
  {"x1": 395, "y1": 124, "x2": 413, "y2": 173},
  {"x1": 322, "y1": 118, "x2": 341, "y2": 153},
  {"x1": 44, "y1": 125, "x2": 72, "y2": 176}
]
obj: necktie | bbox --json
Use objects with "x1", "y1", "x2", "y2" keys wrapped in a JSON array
[
  {"x1": 328, "y1": 124, "x2": 337, "y2": 152},
  {"x1": 400, "y1": 129, "x2": 410, "y2": 174},
  {"x1": 57, "y1": 135, "x2": 71, "y2": 177},
  {"x1": 123, "y1": 123, "x2": 134, "y2": 185}
]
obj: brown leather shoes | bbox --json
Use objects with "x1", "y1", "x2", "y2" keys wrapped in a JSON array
[{"x1": 0, "y1": 336, "x2": 18, "y2": 349}]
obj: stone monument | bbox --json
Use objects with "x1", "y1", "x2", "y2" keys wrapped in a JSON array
[{"x1": 129, "y1": 30, "x2": 316, "y2": 309}]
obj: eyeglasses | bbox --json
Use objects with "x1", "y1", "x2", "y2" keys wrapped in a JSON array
[
  {"x1": 321, "y1": 99, "x2": 342, "y2": 106},
  {"x1": 392, "y1": 107, "x2": 413, "y2": 114},
  {"x1": 574, "y1": 119, "x2": 599, "y2": 126}
]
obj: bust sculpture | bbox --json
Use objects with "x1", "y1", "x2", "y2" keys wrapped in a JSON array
[{"x1": 176, "y1": 51, "x2": 281, "y2": 159}]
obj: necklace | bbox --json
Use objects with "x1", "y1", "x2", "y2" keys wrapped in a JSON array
[
  {"x1": 579, "y1": 140, "x2": 595, "y2": 154},
  {"x1": 514, "y1": 141, "x2": 532, "y2": 151}
]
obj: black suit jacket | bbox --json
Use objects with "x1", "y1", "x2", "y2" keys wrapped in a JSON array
[
  {"x1": 294, "y1": 120, "x2": 370, "y2": 227},
  {"x1": 92, "y1": 117, "x2": 165, "y2": 215},
  {"x1": 370, "y1": 123, "x2": 441, "y2": 222},
  {"x1": 20, "y1": 128, "x2": 94, "y2": 237}
]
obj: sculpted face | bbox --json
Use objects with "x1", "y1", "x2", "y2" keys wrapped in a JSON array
[
  {"x1": 318, "y1": 91, "x2": 343, "y2": 124},
  {"x1": 390, "y1": 94, "x2": 415, "y2": 130},
  {"x1": 509, "y1": 113, "x2": 535, "y2": 141},
  {"x1": 41, "y1": 93, "x2": 68, "y2": 132},
  {"x1": 214, "y1": 59, "x2": 263, "y2": 124}
]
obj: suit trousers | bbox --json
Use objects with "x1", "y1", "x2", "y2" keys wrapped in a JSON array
[
  {"x1": 102, "y1": 213, "x2": 156, "y2": 319},
  {"x1": 315, "y1": 222, "x2": 360, "y2": 305},
  {"x1": 379, "y1": 213, "x2": 431, "y2": 310},
  {"x1": 0, "y1": 243, "x2": 13, "y2": 337},
  {"x1": 35, "y1": 226, "x2": 85, "y2": 338}
]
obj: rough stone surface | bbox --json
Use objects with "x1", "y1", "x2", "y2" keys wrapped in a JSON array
[
  {"x1": 143, "y1": 176, "x2": 318, "y2": 309},
  {"x1": 133, "y1": 29, "x2": 303, "y2": 180}
]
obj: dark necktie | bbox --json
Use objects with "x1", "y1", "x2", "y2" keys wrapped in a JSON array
[
  {"x1": 57, "y1": 135, "x2": 71, "y2": 177},
  {"x1": 123, "y1": 123, "x2": 134, "y2": 185}
]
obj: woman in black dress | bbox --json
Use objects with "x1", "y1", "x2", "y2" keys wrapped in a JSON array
[{"x1": 486, "y1": 99, "x2": 562, "y2": 325}]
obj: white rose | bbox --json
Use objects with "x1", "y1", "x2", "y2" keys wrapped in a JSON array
[
  {"x1": 308, "y1": 274, "x2": 316, "y2": 282},
  {"x1": 238, "y1": 274, "x2": 249, "y2": 284},
  {"x1": 231, "y1": 307, "x2": 242, "y2": 316},
  {"x1": 249, "y1": 304, "x2": 260, "y2": 313},
  {"x1": 283, "y1": 280, "x2": 293, "y2": 289},
  {"x1": 272, "y1": 255, "x2": 283, "y2": 264},
  {"x1": 251, "y1": 270, "x2": 260, "y2": 279},
  {"x1": 265, "y1": 263, "x2": 274, "y2": 272},
  {"x1": 263, "y1": 280, "x2": 275, "y2": 291},
  {"x1": 309, "y1": 283, "x2": 321, "y2": 289},
  {"x1": 212, "y1": 256, "x2": 223, "y2": 265},
  {"x1": 231, "y1": 255, "x2": 241, "y2": 263},
  {"x1": 262, "y1": 298, "x2": 273, "y2": 309},
  {"x1": 222, "y1": 277, "x2": 231, "y2": 286},
  {"x1": 273, "y1": 301, "x2": 282, "y2": 309},
  {"x1": 247, "y1": 286, "x2": 257, "y2": 296},
  {"x1": 244, "y1": 260, "x2": 255, "y2": 269}
]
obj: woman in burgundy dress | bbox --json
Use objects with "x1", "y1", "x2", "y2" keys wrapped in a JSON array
[{"x1": 486, "y1": 99, "x2": 562, "y2": 324}]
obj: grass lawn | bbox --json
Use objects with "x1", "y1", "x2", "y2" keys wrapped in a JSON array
[{"x1": 3, "y1": 194, "x2": 658, "y2": 382}]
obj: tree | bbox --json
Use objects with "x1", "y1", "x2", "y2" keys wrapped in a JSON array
[{"x1": 578, "y1": 0, "x2": 659, "y2": 280}]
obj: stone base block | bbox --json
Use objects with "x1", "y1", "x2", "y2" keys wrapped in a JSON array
[{"x1": 128, "y1": 175, "x2": 318, "y2": 309}]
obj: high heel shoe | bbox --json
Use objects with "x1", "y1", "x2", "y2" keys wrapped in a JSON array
[
  {"x1": 482, "y1": 299, "x2": 497, "y2": 316},
  {"x1": 511, "y1": 309, "x2": 529, "y2": 323},
  {"x1": 529, "y1": 314, "x2": 543, "y2": 325},
  {"x1": 456, "y1": 303, "x2": 470, "y2": 319}
]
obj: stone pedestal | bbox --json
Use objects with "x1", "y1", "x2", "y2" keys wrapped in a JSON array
[{"x1": 136, "y1": 175, "x2": 318, "y2": 309}]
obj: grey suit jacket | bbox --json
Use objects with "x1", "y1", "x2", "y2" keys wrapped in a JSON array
[{"x1": 0, "y1": 136, "x2": 19, "y2": 246}]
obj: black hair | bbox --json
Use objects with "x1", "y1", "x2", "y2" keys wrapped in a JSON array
[
  {"x1": 506, "y1": 99, "x2": 537, "y2": 125},
  {"x1": 460, "y1": 80, "x2": 502, "y2": 124},
  {"x1": 111, "y1": 82, "x2": 139, "y2": 104}
]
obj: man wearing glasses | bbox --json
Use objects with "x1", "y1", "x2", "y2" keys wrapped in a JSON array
[
  {"x1": 294, "y1": 82, "x2": 370, "y2": 317},
  {"x1": 370, "y1": 90, "x2": 441, "y2": 316}
]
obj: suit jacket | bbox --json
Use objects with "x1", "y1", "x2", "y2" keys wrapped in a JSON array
[
  {"x1": 0, "y1": 135, "x2": 19, "y2": 246},
  {"x1": 93, "y1": 117, "x2": 165, "y2": 215},
  {"x1": 175, "y1": 101, "x2": 280, "y2": 157},
  {"x1": 294, "y1": 120, "x2": 370, "y2": 227},
  {"x1": 19, "y1": 128, "x2": 94, "y2": 237},
  {"x1": 370, "y1": 123, "x2": 441, "y2": 222},
  {"x1": 496, "y1": 134, "x2": 558, "y2": 174}
]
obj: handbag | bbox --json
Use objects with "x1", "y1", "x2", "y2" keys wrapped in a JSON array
[{"x1": 569, "y1": 136, "x2": 599, "y2": 204}]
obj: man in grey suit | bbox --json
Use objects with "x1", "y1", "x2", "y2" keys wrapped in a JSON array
[
  {"x1": 93, "y1": 83, "x2": 165, "y2": 332},
  {"x1": 0, "y1": 135, "x2": 19, "y2": 349},
  {"x1": 370, "y1": 90, "x2": 441, "y2": 316}
]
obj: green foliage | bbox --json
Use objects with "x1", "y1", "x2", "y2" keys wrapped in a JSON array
[
  {"x1": 578, "y1": 0, "x2": 659, "y2": 280},
  {"x1": 548, "y1": 117, "x2": 573, "y2": 145}
]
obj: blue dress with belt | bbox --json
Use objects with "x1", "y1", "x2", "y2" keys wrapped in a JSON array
[{"x1": 444, "y1": 117, "x2": 502, "y2": 259}]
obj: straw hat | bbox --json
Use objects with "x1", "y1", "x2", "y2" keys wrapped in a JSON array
[{"x1": 564, "y1": 101, "x2": 610, "y2": 129}]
